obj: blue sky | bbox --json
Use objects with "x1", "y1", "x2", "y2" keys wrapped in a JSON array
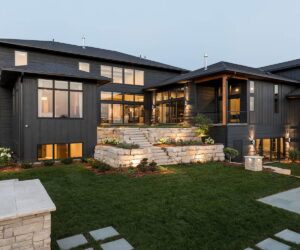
[{"x1": 1, "y1": 0, "x2": 299, "y2": 70}]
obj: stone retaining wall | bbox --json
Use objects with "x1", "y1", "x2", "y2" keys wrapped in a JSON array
[
  {"x1": 163, "y1": 144, "x2": 225, "y2": 164},
  {"x1": 0, "y1": 213, "x2": 51, "y2": 250},
  {"x1": 97, "y1": 127, "x2": 199, "y2": 144},
  {"x1": 0, "y1": 179, "x2": 56, "y2": 250},
  {"x1": 94, "y1": 144, "x2": 225, "y2": 168},
  {"x1": 94, "y1": 145, "x2": 152, "y2": 168}
]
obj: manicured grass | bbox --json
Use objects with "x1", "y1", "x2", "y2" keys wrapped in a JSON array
[
  {"x1": 266, "y1": 162, "x2": 300, "y2": 176},
  {"x1": 1, "y1": 163, "x2": 300, "y2": 249}
]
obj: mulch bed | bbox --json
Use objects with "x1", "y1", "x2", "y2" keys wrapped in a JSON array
[{"x1": 84, "y1": 164, "x2": 173, "y2": 178}]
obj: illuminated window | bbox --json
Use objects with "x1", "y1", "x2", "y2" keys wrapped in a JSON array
[
  {"x1": 113, "y1": 67, "x2": 123, "y2": 83},
  {"x1": 112, "y1": 104, "x2": 123, "y2": 123},
  {"x1": 112, "y1": 92, "x2": 123, "y2": 101},
  {"x1": 70, "y1": 143, "x2": 83, "y2": 158},
  {"x1": 37, "y1": 144, "x2": 53, "y2": 161},
  {"x1": 101, "y1": 91, "x2": 112, "y2": 101},
  {"x1": 15, "y1": 51, "x2": 27, "y2": 66},
  {"x1": 249, "y1": 81, "x2": 255, "y2": 94},
  {"x1": 79, "y1": 62, "x2": 90, "y2": 72},
  {"x1": 38, "y1": 79, "x2": 83, "y2": 118},
  {"x1": 54, "y1": 144, "x2": 69, "y2": 159},
  {"x1": 124, "y1": 94, "x2": 134, "y2": 101},
  {"x1": 135, "y1": 95, "x2": 144, "y2": 102},
  {"x1": 124, "y1": 69, "x2": 134, "y2": 85},
  {"x1": 135, "y1": 70, "x2": 144, "y2": 86},
  {"x1": 100, "y1": 103, "x2": 112, "y2": 124},
  {"x1": 101, "y1": 65, "x2": 112, "y2": 78}
]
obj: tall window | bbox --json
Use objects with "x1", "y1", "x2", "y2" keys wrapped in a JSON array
[
  {"x1": 274, "y1": 84, "x2": 279, "y2": 113},
  {"x1": 79, "y1": 62, "x2": 90, "y2": 72},
  {"x1": 101, "y1": 65, "x2": 112, "y2": 78},
  {"x1": 38, "y1": 79, "x2": 83, "y2": 118},
  {"x1": 15, "y1": 51, "x2": 27, "y2": 66},
  {"x1": 101, "y1": 65, "x2": 144, "y2": 86},
  {"x1": 100, "y1": 91, "x2": 144, "y2": 124},
  {"x1": 154, "y1": 87, "x2": 185, "y2": 123},
  {"x1": 249, "y1": 81, "x2": 255, "y2": 112},
  {"x1": 38, "y1": 143, "x2": 82, "y2": 160},
  {"x1": 113, "y1": 67, "x2": 123, "y2": 83}
]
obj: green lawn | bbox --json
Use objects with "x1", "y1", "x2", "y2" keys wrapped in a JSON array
[
  {"x1": 265, "y1": 162, "x2": 300, "y2": 176},
  {"x1": 1, "y1": 163, "x2": 300, "y2": 250}
]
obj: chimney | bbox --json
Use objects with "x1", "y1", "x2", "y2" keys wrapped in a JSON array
[
  {"x1": 82, "y1": 36, "x2": 86, "y2": 49},
  {"x1": 204, "y1": 53, "x2": 208, "y2": 70}
]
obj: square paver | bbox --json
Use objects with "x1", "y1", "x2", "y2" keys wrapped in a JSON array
[
  {"x1": 275, "y1": 229, "x2": 300, "y2": 244},
  {"x1": 57, "y1": 234, "x2": 88, "y2": 250},
  {"x1": 258, "y1": 187, "x2": 300, "y2": 215},
  {"x1": 89, "y1": 226, "x2": 119, "y2": 241},
  {"x1": 255, "y1": 238, "x2": 291, "y2": 250},
  {"x1": 100, "y1": 238, "x2": 133, "y2": 250},
  {"x1": 244, "y1": 248, "x2": 254, "y2": 250},
  {"x1": 84, "y1": 248, "x2": 93, "y2": 250}
]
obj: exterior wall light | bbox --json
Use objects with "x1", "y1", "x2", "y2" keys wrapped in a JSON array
[{"x1": 250, "y1": 139, "x2": 255, "y2": 145}]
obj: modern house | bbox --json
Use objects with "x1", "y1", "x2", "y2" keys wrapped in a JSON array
[{"x1": 0, "y1": 39, "x2": 299, "y2": 162}]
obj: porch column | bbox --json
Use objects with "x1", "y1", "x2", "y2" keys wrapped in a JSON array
[
  {"x1": 222, "y1": 76, "x2": 228, "y2": 125},
  {"x1": 184, "y1": 82, "x2": 195, "y2": 124},
  {"x1": 151, "y1": 90, "x2": 156, "y2": 124}
]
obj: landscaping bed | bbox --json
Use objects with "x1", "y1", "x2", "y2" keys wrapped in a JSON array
[{"x1": 1, "y1": 162, "x2": 300, "y2": 249}]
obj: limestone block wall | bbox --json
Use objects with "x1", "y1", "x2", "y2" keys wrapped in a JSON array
[
  {"x1": 94, "y1": 145, "x2": 152, "y2": 168},
  {"x1": 0, "y1": 213, "x2": 51, "y2": 250},
  {"x1": 97, "y1": 127, "x2": 199, "y2": 144},
  {"x1": 141, "y1": 128, "x2": 199, "y2": 143},
  {"x1": 163, "y1": 144, "x2": 225, "y2": 164},
  {"x1": 0, "y1": 179, "x2": 56, "y2": 250}
]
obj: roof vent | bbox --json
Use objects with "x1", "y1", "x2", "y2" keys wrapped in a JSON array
[
  {"x1": 204, "y1": 53, "x2": 208, "y2": 70},
  {"x1": 82, "y1": 36, "x2": 86, "y2": 49}
]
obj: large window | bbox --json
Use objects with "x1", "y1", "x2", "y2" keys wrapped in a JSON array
[
  {"x1": 154, "y1": 87, "x2": 185, "y2": 123},
  {"x1": 38, "y1": 143, "x2": 83, "y2": 160},
  {"x1": 15, "y1": 51, "x2": 27, "y2": 66},
  {"x1": 100, "y1": 91, "x2": 144, "y2": 124},
  {"x1": 38, "y1": 79, "x2": 83, "y2": 118},
  {"x1": 101, "y1": 65, "x2": 144, "y2": 85}
]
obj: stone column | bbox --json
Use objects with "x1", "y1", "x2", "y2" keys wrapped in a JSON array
[
  {"x1": 244, "y1": 155, "x2": 263, "y2": 171},
  {"x1": 0, "y1": 179, "x2": 56, "y2": 250},
  {"x1": 184, "y1": 82, "x2": 196, "y2": 124}
]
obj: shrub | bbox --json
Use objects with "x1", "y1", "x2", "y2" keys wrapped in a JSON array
[
  {"x1": 288, "y1": 149, "x2": 300, "y2": 163},
  {"x1": 205, "y1": 137, "x2": 215, "y2": 145},
  {"x1": 194, "y1": 113, "x2": 213, "y2": 140},
  {"x1": 137, "y1": 158, "x2": 149, "y2": 172},
  {"x1": 0, "y1": 147, "x2": 12, "y2": 167},
  {"x1": 137, "y1": 158, "x2": 158, "y2": 172},
  {"x1": 20, "y1": 162, "x2": 33, "y2": 169},
  {"x1": 149, "y1": 161, "x2": 158, "y2": 171},
  {"x1": 61, "y1": 158, "x2": 73, "y2": 165},
  {"x1": 103, "y1": 138, "x2": 120, "y2": 145},
  {"x1": 81, "y1": 157, "x2": 88, "y2": 163},
  {"x1": 157, "y1": 137, "x2": 169, "y2": 144},
  {"x1": 223, "y1": 147, "x2": 239, "y2": 162},
  {"x1": 43, "y1": 160, "x2": 54, "y2": 167},
  {"x1": 88, "y1": 159, "x2": 111, "y2": 172}
]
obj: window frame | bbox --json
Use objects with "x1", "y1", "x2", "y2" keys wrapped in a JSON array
[
  {"x1": 37, "y1": 79, "x2": 84, "y2": 119},
  {"x1": 100, "y1": 91, "x2": 145, "y2": 124},
  {"x1": 37, "y1": 142, "x2": 83, "y2": 161},
  {"x1": 15, "y1": 51, "x2": 28, "y2": 66},
  {"x1": 79, "y1": 62, "x2": 90, "y2": 72}
]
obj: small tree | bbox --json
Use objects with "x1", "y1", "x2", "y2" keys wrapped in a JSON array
[
  {"x1": 194, "y1": 113, "x2": 213, "y2": 142},
  {"x1": 223, "y1": 147, "x2": 239, "y2": 162},
  {"x1": 288, "y1": 149, "x2": 299, "y2": 163}
]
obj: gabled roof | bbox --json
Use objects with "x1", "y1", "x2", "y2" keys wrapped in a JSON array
[
  {"x1": 287, "y1": 88, "x2": 300, "y2": 98},
  {"x1": 260, "y1": 59, "x2": 300, "y2": 72},
  {"x1": 0, "y1": 39, "x2": 188, "y2": 72},
  {"x1": 0, "y1": 63, "x2": 111, "y2": 83},
  {"x1": 145, "y1": 61, "x2": 300, "y2": 89}
]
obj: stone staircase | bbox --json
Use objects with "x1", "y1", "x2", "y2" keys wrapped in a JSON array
[{"x1": 124, "y1": 128, "x2": 175, "y2": 165}]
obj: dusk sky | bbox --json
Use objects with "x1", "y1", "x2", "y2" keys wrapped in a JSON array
[{"x1": 1, "y1": 0, "x2": 299, "y2": 70}]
